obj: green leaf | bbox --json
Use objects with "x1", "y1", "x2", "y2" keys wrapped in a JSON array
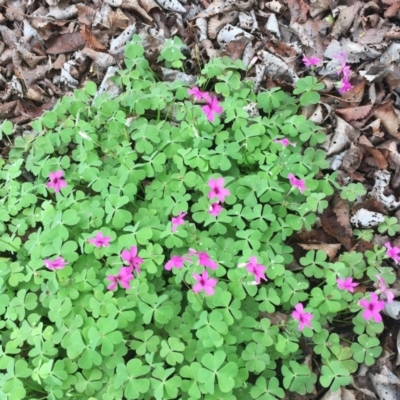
[
  {"x1": 250, "y1": 377, "x2": 284, "y2": 400},
  {"x1": 281, "y1": 360, "x2": 317, "y2": 394},
  {"x1": 320, "y1": 361, "x2": 351, "y2": 391},
  {"x1": 114, "y1": 359, "x2": 150, "y2": 399}
]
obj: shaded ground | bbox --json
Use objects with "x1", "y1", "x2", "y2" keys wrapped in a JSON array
[{"x1": 1, "y1": 0, "x2": 400, "y2": 398}]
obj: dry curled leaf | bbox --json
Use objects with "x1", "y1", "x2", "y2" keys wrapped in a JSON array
[
  {"x1": 257, "y1": 49, "x2": 298, "y2": 83},
  {"x1": 336, "y1": 104, "x2": 372, "y2": 122},
  {"x1": 286, "y1": 0, "x2": 308, "y2": 25},
  {"x1": 208, "y1": 11, "x2": 238, "y2": 39},
  {"x1": 333, "y1": 196, "x2": 351, "y2": 228},
  {"x1": 374, "y1": 101, "x2": 400, "y2": 139},
  {"x1": 217, "y1": 24, "x2": 253, "y2": 50},
  {"x1": 370, "y1": 170, "x2": 400, "y2": 210},
  {"x1": 265, "y1": 0, "x2": 283, "y2": 13},
  {"x1": 122, "y1": 0, "x2": 153, "y2": 23},
  {"x1": 384, "y1": 1, "x2": 400, "y2": 17},
  {"x1": 46, "y1": 32, "x2": 86, "y2": 55},
  {"x1": 46, "y1": 5, "x2": 78, "y2": 19},
  {"x1": 321, "y1": 198, "x2": 354, "y2": 250},
  {"x1": 76, "y1": 4, "x2": 97, "y2": 26},
  {"x1": 196, "y1": 17, "x2": 208, "y2": 42},
  {"x1": 193, "y1": 0, "x2": 224, "y2": 18},
  {"x1": 238, "y1": 11, "x2": 253, "y2": 30},
  {"x1": 331, "y1": 2, "x2": 362, "y2": 39},
  {"x1": 224, "y1": 37, "x2": 247, "y2": 60},
  {"x1": 156, "y1": 0, "x2": 186, "y2": 12},
  {"x1": 109, "y1": 24, "x2": 137, "y2": 53},
  {"x1": 81, "y1": 47, "x2": 116, "y2": 70},
  {"x1": 80, "y1": 25, "x2": 107, "y2": 52},
  {"x1": 340, "y1": 145, "x2": 363, "y2": 176},
  {"x1": 359, "y1": 135, "x2": 388, "y2": 170},
  {"x1": 321, "y1": 115, "x2": 360, "y2": 156},
  {"x1": 299, "y1": 243, "x2": 341, "y2": 260}
]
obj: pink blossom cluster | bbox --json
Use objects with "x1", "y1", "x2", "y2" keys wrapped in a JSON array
[
  {"x1": 106, "y1": 246, "x2": 143, "y2": 290},
  {"x1": 170, "y1": 177, "x2": 230, "y2": 232},
  {"x1": 385, "y1": 242, "x2": 400, "y2": 263},
  {"x1": 302, "y1": 55, "x2": 322, "y2": 68},
  {"x1": 44, "y1": 229, "x2": 144, "y2": 292},
  {"x1": 164, "y1": 249, "x2": 218, "y2": 295},
  {"x1": 208, "y1": 177, "x2": 230, "y2": 217},
  {"x1": 335, "y1": 52, "x2": 353, "y2": 94},
  {"x1": 336, "y1": 272, "x2": 395, "y2": 323},
  {"x1": 238, "y1": 256, "x2": 268, "y2": 285},
  {"x1": 287, "y1": 173, "x2": 307, "y2": 193},
  {"x1": 188, "y1": 86, "x2": 223, "y2": 123},
  {"x1": 302, "y1": 53, "x2": 353, "y2": 94}
]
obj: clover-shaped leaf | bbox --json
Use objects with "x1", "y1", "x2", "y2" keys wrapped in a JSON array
[
  {"x1": 114, "y1": 359, "x2": 150, "y2": 399},
  {"x1": 160, "y1": 337, "x2": 185, "y2": 366},
  {"x1": 250, "y1": 376, "x2": 284, "y2": 400},
  {"x1": 320, "y1": 361, "x2": 351, "y2": 391},
  {"x1": 351, "y1": 334, "x2": 382, "y2": 366},
  {"x1": 282, "y1": 360, "x2": 317, "y2": 394},
  {"x1": 197, "y1": 350, "x2": 238, "y2": 394}
]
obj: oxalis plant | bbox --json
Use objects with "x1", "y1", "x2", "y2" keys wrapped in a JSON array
[{"x1": 0, "y1": 35, "x2": 397, "y2": 400}]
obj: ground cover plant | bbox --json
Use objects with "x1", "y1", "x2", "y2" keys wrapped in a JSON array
[{"x1": 0, "y1": 36, "x2": 398, "y2": 400}]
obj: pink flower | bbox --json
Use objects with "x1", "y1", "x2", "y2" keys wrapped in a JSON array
[
  {"x1": 292, "y1": 303, "x2": 313, "y2": 331},
  {"x1": 121, "y1": 246, "x2": 143, "y2": 274},
  {"x1": 337, "y1": 277, "x2": 358, "y2": 293},
  {"x1": 201, "y1": 96, "x2": 223, "y2": 122},
  {"x1": 338, "y1": 78, "x2": 352, "y2": 93},
  {"x1": 302, "y1": 56, "x2": 322, "y2": 67},
  {"x1": 359, "y1": 292, "x2": 385, "y2": 322},
  {"x1": 46, "y1": 170, "x2": 67, "y2": 193},
  {"x1": 165, "y1": 255, "x2": 189, "y2": 271},
  {"x1": 246, "y1": 256, "x2": 267, "y2": 284},
  {"x1": 197, "y1": 251, "x2": 218, "y2": 270},
  {"x1": 209, "y1": 202, "x2": 222, "y2": 217},
  {"x1": 274, "y1": 138, "x2": 295, "y2": 147},
  {"x1": 107, "y1": 266, "x2": 134, "y2": 291},
  {"x1": 192, "y1": 270, "x2": 217, "y2": 295},
  {"x1": 88, "y1": 231, "x2": 112, "y2": 248},
  {"x1": 171, "y1": 211, "x2": 186, "y2": 232},
  {"x1": 334, "y1": 52, "x2": 349, "y2": 77},
  {"x1": 208, "y1": 178, "x2": 230, "y2": 203},
  {"x1": 384, "y1": 242, "x2": 400, "y2": 262},
  {"x1": 287, "y1": 173, "x2": 307, "y2": 193},
  {"x1": 341, "y1": 65, "x2": 351, "y2": 80},
  {"x1": 188, "y1": 86, "x2": 209, "y2": 101},
  {"x1": 375, "y1": 275, "x2": 395, "y2": 303},
  {"x1": 44, "y1": 257, "x2": 68, "y2": 270}
]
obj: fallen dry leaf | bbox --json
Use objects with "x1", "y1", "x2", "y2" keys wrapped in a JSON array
[
  {"x1": 286, "y1": 0, "x2": 308, "y2": 25},
  {"x1": 208, "y1": 11, "x2": 239, "y2": 39},
  {"x1": 321, "y1": 115, "x2": 360, "y2": 156},
  {"x1": 341, "y1": 143, "x2": 363, "y2": 175},
  {"x1": 46, "y1": 32, "x2": 86, "y2": 55},
  {"x1": 374, "y1": 101, "x2": 400, "y2": 140},
  {"x1": 321, "y1": 196, "x2": 354, "y2": 250},
  {"x1": 331, "y1": 2, "x2": 362, "y2": 39},
  {"x1": 298, "y1": 243, "x2": 341, "y2": 261},
  {"x1": 80, "y1": 25, "x2": 107, "y2": 52},
  {"x1": 358, "y1": 135, "x2": 388, "y2": 170},
  {"x1": 333, "y1": 196, "x2": 352, "y2": 228},
  {"x1": 336, "y1": 104, "x2": 373, "y2": 122}
]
